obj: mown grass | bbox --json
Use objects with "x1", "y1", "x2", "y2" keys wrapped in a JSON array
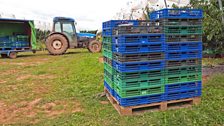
[
  {"x1": 0, "y1": 49, "x2": 223, "y2": 126},
  {"x1": 203, "y1": 58, "x2": 224, "y2": 66}
]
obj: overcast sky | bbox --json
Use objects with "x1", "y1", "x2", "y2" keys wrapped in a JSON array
[
  {"x1": 0, "y1": 0, "x2": 131, "y2": 30},
  {"x1": 0, "y1": 0, "x2": 190, "y2": 30}
]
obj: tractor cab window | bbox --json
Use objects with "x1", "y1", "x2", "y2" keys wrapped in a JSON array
[
  {"x1": 62, "y1": 23, "x2": 74, "y2": 34},
  {"x1": 55, "y1": 22, "x2": 61, "y2": 32}
]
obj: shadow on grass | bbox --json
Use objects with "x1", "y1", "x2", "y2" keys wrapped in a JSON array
[
  {"x1": 18, "y1": 51, "x2": 86, "y2": 58},
  {"x1": 1, "y1": 49, "x2": 97, "y2": 60}
]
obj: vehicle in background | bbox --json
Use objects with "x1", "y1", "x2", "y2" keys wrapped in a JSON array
[
  {"x1": 45, "y1": 17, "x2": 102, "y2": 55},
  {"x1": 0, "y1": 18, "x2": 36, "y2": 59}
]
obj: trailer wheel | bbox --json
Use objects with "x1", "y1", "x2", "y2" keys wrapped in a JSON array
[
  {"x1": 1, "y1": 54, "x2": 8, "y2": 58},
  {"x1": 9, "y1": 52, "x2": 17, "y2": 59},
  {"x1": 46, "y1": 34, "x2": 68, "y2": 55},
  {"x1": 88, "y1": 40, "x2": 102, "y2": 53}
]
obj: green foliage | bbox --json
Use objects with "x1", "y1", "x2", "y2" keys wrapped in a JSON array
[
  {"x1": 172, "y1": 0, "x2": 224, "y2": 53},
  {"x1": 36, "y1": 29, "x2": 50, "y2": 41},
  {"x1": 36, "y1": 40, "x2": 46, "y2": 51},
  {"x1": 190, "y1": 0, "x2": 224, "y2": 52},
  {"x1": 35, "y1": 29, "x2": 50, "y2": 50}
]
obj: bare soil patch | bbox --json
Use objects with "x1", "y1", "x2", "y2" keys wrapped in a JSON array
[
  {"x1": 203, "y1": 65, "x2": 224, "y2": 76},
  {"x1": 0, "y1": 98, "x2": 82, "y2": 124},
  {"x1": 16, "y1": 74, "x2": 56, "y2": 81}
]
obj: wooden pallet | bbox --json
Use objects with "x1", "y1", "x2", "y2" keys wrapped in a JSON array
[{"x1": 104, "y1": 88, "x2": 201, "y2": 115}]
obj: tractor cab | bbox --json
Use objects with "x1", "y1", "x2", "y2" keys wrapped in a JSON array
[
  {"x1": 45, "y1": 17, "x2": 102, "y2": 55},
  {"x1": 52, "y1": 17, "x2": 78, "y2": 47}
]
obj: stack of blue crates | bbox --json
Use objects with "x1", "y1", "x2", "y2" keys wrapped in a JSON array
[
  {"x1": 150, "y1": 9, "x2": 203, "y2": 102},
  {"x1": 103, "y1": 9, "x2": 203, "y2": 108},
  {"x1": 102, "y1": 20, "x2": 166, "y2": 107},
  {"x1": 0, "y1": 35, "x2": 29, "y2": 49}
]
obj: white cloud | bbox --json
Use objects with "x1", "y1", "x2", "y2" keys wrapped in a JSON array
[
  {"x1": 0, "y1": 0, "x2": 130, "y2": 30},
  {"x1": 0, "y1": 0, "x2": 190, "y2": 30}
]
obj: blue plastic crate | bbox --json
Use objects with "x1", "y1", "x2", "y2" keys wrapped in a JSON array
[
  {"x1": 166, "y1": 42, "x2": 202, "y2": 51},
  {"x1": 20, "y1": 41, "x2": 30, "y2": 47},
  {"x1": 113, "y1": 60, "x2": 165, "y2": 73},
  {"x1": 165, "y1": 81, "x2": 202, "y2": 93},
  {"x1": 0, "y1": 42, "x2": 11, "y2": 47},
  {"x1": 0, "y1": 36, "x2": 9, "y2": 42},
  {"x1": 150, "y1": 9, "x2": 203, "y2": 21},
  {"x1": 112, "y1": 34, "x2": 165, "y2": 44},
  {"x1": 104, "y1": 81, "x2": 114, "y2": 96},
  {"x1": 166, "y1": 50, "x2": 202, "y2": 60},
  {"x1": 104, "y1": 81, "x2": 164, "y2": 107},
  {"x1": 103, "y1": 20, "x2": 141, "y2": 29},
  {"x1": 102, "y1": 29, "x2": 113, "y2": 36},
  {"x1": 164, "y1": 88, "x2": 202, "y2": 101},
  {"x1": 112, "y1": 42, "x2": 165, "y2": 54},
  {"x1": 11, "y1": 41, "x2": 22, "y2": 48}
]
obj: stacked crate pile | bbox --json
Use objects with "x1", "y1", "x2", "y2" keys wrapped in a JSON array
[
  {"x1": 102, "y1": 20, "x2": 166, "y2": 107},
  {"x1": 0, "y1": 35, "x2": 30, "y2": 49},
  {"x1": 102, "y1": 9, "x2": 203, "y2": 115},
  {"x1": 150, "y1": 9, "x2": 203, "y2": 102}
]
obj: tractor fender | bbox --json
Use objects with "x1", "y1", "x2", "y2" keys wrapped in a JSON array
[{"x1": 46, "y1": 32, "x2": 70, "y2": 48}]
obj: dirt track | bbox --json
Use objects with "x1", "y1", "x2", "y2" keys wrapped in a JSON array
[{"x1": 203, "y1": 65, "x2": 224, "y2": 76}]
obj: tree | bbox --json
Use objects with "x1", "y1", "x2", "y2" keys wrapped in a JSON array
[
  {"x1": 190, "y1": 0, "x2": 224, "y2": 53},
  {"x1": 36, "y1": 29, "x2": 50, "y2": 50}
]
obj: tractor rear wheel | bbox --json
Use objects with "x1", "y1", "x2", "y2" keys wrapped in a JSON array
[
  {"x1": 46, "y1": 34, "x2": 68, "y2": 55},
  {"x1": 88, "y1": 40, "x2": 102, "y2": 53},
  {"x1": 1, "y1": 54, "x2": 8, "y2": 58}
]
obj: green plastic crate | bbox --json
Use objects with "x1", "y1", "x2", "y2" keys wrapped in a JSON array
[
  {"x1": 114, "y1": 77, "x2": 165, "y2": 90},
  {"x1": 104, "y1": 69, "x2": 113, "y2": 79},
  {"x1": 9, "y1": 36, "x2": 17, "y2": 42},
  {"x1": 165, "y1": 65, "x2": 202, "y2": 76},
  {"x1": 114, "y1": 69, "x2": 165, "y2": 81},
  {"x1": 165, "y1": 73, "x2": 202, "y2": 84},
  {"x1": 103, "y1": 42, "x2": 112, "y2": 51},
  {"x1": 104, "y1": 62, "x2": 114, "y2": 75},
  {"x1": 103, "y1": 37, "x2": 112, "y2": 43},
  {"x1": 114, "y1": 84, "x2": 165, "y2": 98},
  {"x1": 16, "y1": 35, "x2": 29, "y2": 41},
  {"x1": 104, "y1": 74, "x2": 114, "y2": 89},
  {"x1": 163, "y1": 26, "x2": 202, "y2": 35},
  {"x1": 160, "y1": 19, "x2": 202, "y2": 26},
  {"x1": 103, "y1": 49, "x2": 112, "y2": 59}
]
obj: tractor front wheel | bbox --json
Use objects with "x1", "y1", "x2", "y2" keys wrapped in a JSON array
[
  {"x1": 46, "y1": 34, "x2": 68, "y2": 55},
  {"x1": 88, "y1": 40, "x2": 102, "y2": 53}
]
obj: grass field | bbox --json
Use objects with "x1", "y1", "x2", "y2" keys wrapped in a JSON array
[{"x1": 0, "y1": 49, "x2": 224, "y2": 126}]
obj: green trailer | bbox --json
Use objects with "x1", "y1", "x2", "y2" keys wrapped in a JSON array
[{"x1": 0, "y1": 18, "x2": 36, "y2": 59}]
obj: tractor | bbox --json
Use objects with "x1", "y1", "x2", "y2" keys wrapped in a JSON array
[{"x1": 45, "y1": 17, "x2": 102, "y2": 55}]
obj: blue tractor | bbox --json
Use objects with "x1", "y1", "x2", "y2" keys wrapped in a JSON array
[{"x1": 45, "y1": 17, "x2": 102, "y2": 55}]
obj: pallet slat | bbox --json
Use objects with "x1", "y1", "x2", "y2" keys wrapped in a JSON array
[{"x1": 105, "y1": 88, "x2": 201, "y2": 115}]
